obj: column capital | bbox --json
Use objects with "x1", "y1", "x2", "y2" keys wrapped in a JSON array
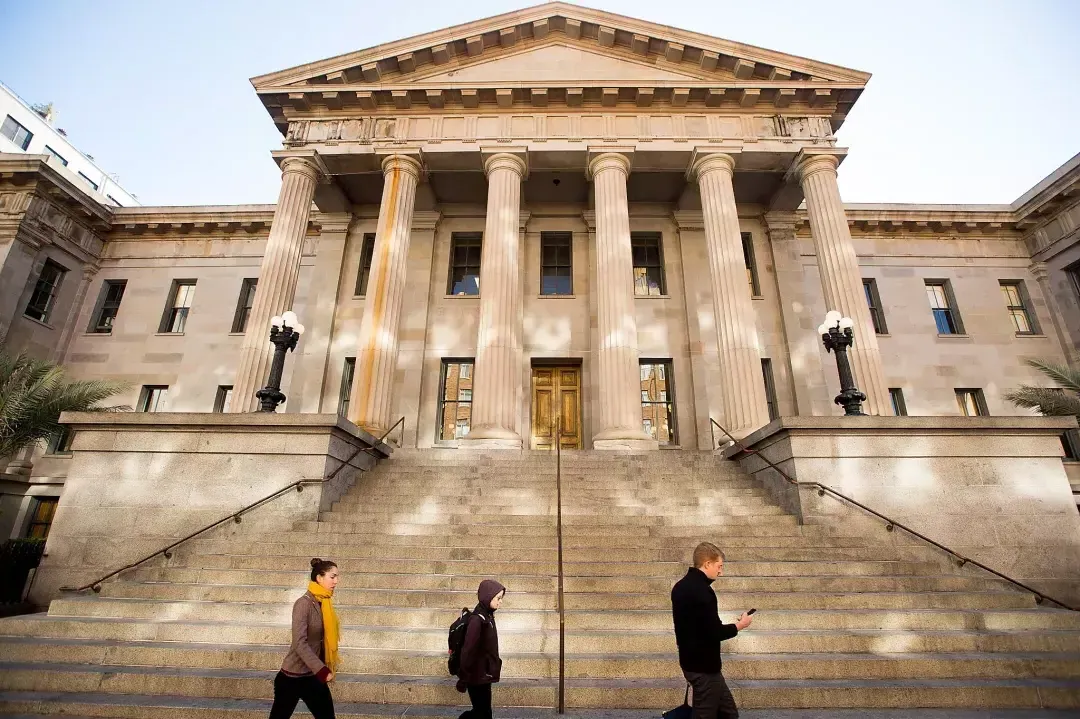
[
  {"x1": 381, "y1": 153, "x2": 424, "y2": 180},
  {"x1": 1028, "y1": 261, "x2": 1050, "y2": 281},
  {"x1": 272, "y1": 150, "x2": 329, "y2": 182},
  {"x1": 672, "y1": 211, "x2": 705, "y2": 232},
  {"x1": 687, "y1": 146, "x2": 740, "y2": 181},
  {"x1": 587, "y1": 149, "x2": 632, "y2": 179},
  {"x1": 788, "y1": 148, "x2": 849, "y2": 184},
  {"x1": 763, "y1": 211, "x2": 799, "y2": 235},
  {"x1": 483, "y1": 151, "x2": 528, "y2": 179},
  {"x1": 412, "y1": 210, "x2": 442, "y2": 232},
  {"x1": 581, "y1": 210, "x2": 596, "y2": 231},
  {"x1": 317, "y1": 212, "x2": 353, "y2": 235}
]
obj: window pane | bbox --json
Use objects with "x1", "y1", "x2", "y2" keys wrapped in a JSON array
[
  {"x1": 338, "y1": 358, "x2": 355, "y2": 417},
  {"x1": 438, "y1": 360, "x2": 473, "y2": 440},
  {"x1": 356, "y1": 235, "x2": 376, "y2": 296},
  {"x1": 24, "y1": 261, "x2": 66, "y2": 323},
  {"x1": 889, "y1": 388, "x2": 907, "y2": 416},
  {"x1": 640, "y1": 360, "x2": 676, "y2": 445},
  {"x1": 140, "y1": 386, "x2": 169, "y2": 412},
  {"x1": 2, "y1": 115, "x2": 33, "y2": 150},
  {"x1": 1001, "y1": 284, "x2": 1021, "y2": 307},
  {"x1": 926, "y1": 284, "x2": 948, "y2": 309}
]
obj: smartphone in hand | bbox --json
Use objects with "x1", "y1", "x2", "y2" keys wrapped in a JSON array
[{"x1": 747, "y1": 608, "x2": 757, "y2": 615}]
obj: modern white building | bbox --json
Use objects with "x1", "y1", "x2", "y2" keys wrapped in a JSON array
[{"x1": 0, "y1": 81, "x2": 139, "y2": 208}]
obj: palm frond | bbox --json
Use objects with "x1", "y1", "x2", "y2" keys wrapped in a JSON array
[
  {"x1": 1003, "y1": 387, "x2": 1080, "y2": 417},
  {"x1": 1024, "y1": 358, "x2": 1080, "y2": 395}
]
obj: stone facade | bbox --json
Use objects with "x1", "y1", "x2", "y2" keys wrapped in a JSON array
[{"x1": 2, "y1": 3, "x2": 1079, "y2": 537}]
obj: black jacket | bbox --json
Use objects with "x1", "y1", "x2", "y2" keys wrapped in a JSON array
[
  {"x1": 458, "y1": 602, "x2": 502, "y2": 685},
  {"x1": 670, "y1": 567, "x2": 739, "y2": 673}
]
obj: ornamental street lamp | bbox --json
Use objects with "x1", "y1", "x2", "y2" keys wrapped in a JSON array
[
  {"x1": 256, "y1": 311, "x2": 305, "y2": 412},
  {"x1": 817, "y1": 310, "x2": 867, "y2": 417}
]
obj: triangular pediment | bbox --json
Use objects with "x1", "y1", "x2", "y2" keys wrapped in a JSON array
[{"x1": 412, "y1": 42, "x2": 710, "y2": 84}]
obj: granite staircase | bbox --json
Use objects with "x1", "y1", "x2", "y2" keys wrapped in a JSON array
[{"x1": 1, "y1": 449, "x2": 1078, "y2": 717}]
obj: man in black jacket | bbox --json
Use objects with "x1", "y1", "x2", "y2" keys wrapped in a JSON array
[{"x1": 671, "y1": 542, "x2": 753, "y2": 719}]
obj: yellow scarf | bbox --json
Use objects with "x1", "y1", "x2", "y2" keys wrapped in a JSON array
[{"x1": 307, "y1": 581, "x2": 340, "y2": 674}]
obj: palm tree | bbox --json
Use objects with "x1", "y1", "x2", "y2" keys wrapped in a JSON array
[
  {"x1": 1004, "y1": 358, "x2": 1080, "y2": 419},
  {"x1": 0, "y1": 344, "x2": 128, "y2": 461}
]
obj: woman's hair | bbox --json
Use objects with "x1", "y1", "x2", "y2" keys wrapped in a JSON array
[{"x1": 310, "y1": 558, "x2": 338, "y2": 581}]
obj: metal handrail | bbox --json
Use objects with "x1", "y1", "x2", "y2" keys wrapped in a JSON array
[
  {"x1": 710, "y1": 418, "x2": 1077, "y2": 612},
  {"x1": 551, "y1": 413, "x2": 566, "y2": 714},
  {"x1": 62, "y1": 417, "x2": 404, "y2": 594}
]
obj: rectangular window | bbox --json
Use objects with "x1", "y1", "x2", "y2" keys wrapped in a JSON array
[
  {"x1": 138, "y1": 385, "x2": 169, "y2": 412},
  {"x1": 1063, "y1": 429, "x2": 1080, "y2": 461},
  {"x1": 106, "y1": 195, "x2": 123, "y2": 207},
  {"x1": 925, "y1": 280, "x2": 963, "y2": 335},
  {"x1": 640, "y1": 360, "x2": 677, "y2": 445},
  {"x1": 26, "y1": 497, "x2": 59, "y2": 539},
  {"x1": 863, "y1": 279, "x2": 888, "y2": 334},
  {"x1": 231, "y1": 279, "x2": 258, "y2": 333},
  {"x1": 77, "y1": 171, "x2": 99, "y2": 191},
  {"x1": 540, "y1": 232, "x2": 573, "y2": 295},
  {"x1": 354, "y1": 233, "x2": 376, "y2": 296},
  {"x1": 159, "y1": 280, "x2": 196, "y2": 333},
  {"x1": 88, "y1": 279, "x2": 126, "y2": 333},
  {"x1": 761, "y1": 358, "x2": 778, "y2": 421},
  {"x1": 47, "y1": 425, "x2": 74, "y2": 455},
  {"x1": 889, "y1": 388, "x2": 908, "y2": 416},
  {"x1": 955, "y1": 388, "x2": 988, "y2": 417},
  {"x1": 43, "y1": 145, "x2": 68, "y2": 166},
  {"x1": 23, "y1": 259, "x2": 67, "y2": 323},
  {"x1": 338, "y1": 358, "x2": 356, "y2": 418},
  {"x1": 999, "y1": 280, "x2": 1038, "y2": 334},
  {"x1": 1068, "y1": 262, "x2": 1080, "y2": 303},
  {"x1": 742, "y1": 232, "x2": 760, "y2": 296},
  {"x1": 213, "y1": 385, "x2": 233, "y2": 413},
  {"x1": 1, "y1": 115, "x2": 32, "y2": 150},
  {"x1": 447, "y1": 234, "x2": 482, "y2": 296},
  {"x1": 438, "y1": 359, "x2": 474, "y2": 440},
  {"x1": 632, "y1": 234, "x2": 666, "y2": 296}
]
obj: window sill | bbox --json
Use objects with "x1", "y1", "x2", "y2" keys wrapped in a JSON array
[
  {"x1": 41, "y1": 452, "x2": 73, "y2": 459},
  {"x1": 228, "y1": 332, "x2": 246, "y2": 336},
  {"x1": 1015, "y1": 333, "x2": 1047, "y2": 339},
  {"x1": 352, "y1": 295, "x2": 367, "y2": 300},
  {"x1": 936, "y1": 333, "x2": 971, "y2": 339},
  {"x1": 751, "y1": 295, "x2": 765, "y2": 301},
  {"x1": 83, "y1": 331, "x2": 112, "y2": 337},
  {"x1": 538, "y1": 294, "x2": 576, "y2": 299},
  {"x1": 875, "y1": 333, "x2": 892, "y2": 338},
  {"x1": 634, "y1": 294, "x2": 671, "y2": 300},
  {"x1": 444, "y1": 294, "x2": 480, "y2": 299},
  {"x1": 155, "y1": 332, "x2": 185, "y2": 337},
  {"x1": 22, "y1": 315, "x2": 55, "y2": 330}
]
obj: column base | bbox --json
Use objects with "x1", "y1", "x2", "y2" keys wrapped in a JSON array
[
  {"x1": 592, "y1": 427, "x2": 659, "y2": 451},
  {"x1": 461, "y1": 425, "x2": 523, "y2": 449}
]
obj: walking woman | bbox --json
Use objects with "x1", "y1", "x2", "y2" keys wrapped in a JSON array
[
  {"x1": 456, "y1": 579, "x2": 506, "y2": 719},
  {"x1": 269, "y1": 558, "x2": 341, "y2": 719}
]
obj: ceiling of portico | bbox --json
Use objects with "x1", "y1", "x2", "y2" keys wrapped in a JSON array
[{"x1": 251, "y1": 2, "x2": 870, "y2": 130}]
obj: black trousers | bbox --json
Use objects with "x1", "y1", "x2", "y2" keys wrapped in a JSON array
[
  {"x1": 683, "y1": 670, "x2": 738, "y2": 719},
  {"x1": 269, "y1": 671, "x2": 336, "y2": 719},
  {"x1": 458, "y1": 682, "x2": 493, "y2": 719}
]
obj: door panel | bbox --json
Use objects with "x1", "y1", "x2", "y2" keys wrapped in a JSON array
[{"x1": 531, "y1": 366, "x2": 582, "y2": 450}]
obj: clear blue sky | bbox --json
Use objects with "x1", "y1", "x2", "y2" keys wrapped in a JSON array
[{"x1": 2, "y1": 0, "x2": 1077, "y2": 207}]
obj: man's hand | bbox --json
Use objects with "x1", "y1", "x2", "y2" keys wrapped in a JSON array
[
  {"x1": 734, "y1": 611, "x2": 754, "y2": 631},
  {"x1": 326, "y1": 671, "x2": 335, "y2": 683}
]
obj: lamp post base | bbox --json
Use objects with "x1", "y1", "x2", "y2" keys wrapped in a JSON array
[{"x1": 255, "y1": 387, "x2": 286, "y2": 413}]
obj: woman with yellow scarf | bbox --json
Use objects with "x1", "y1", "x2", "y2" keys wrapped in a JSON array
[{"x1": 269, "y1": 558, "x2": 341, "y2": 719}]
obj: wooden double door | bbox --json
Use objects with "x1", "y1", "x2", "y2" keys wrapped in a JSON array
[{"x1": 531, "y1": 366, "x2": 582, "y2": 450}]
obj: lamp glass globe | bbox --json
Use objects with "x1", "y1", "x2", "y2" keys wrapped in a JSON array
[
  {"x1": 294, "y1": 323, "x2": 305, "y2": 335},
  {"x1": 825, "y1": 310, "x2": 842, "y2": 325},
  {"x1": 838, "y1": 317, "x2": 855, "y2": 330},
  {"x1": 281, "y1": 311, "x2": 298, "y2": 327},
  {"x1": 270, "y1": 315, "x2": 283, "y2": 328}
]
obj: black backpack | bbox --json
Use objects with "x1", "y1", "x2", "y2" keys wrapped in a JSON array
[{"x1": 447, "y1": 608, "x2": 473, "y2": 676}]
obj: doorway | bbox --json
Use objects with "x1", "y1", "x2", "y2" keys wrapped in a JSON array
[{"x1": 531, "y1": 365, "x2": 582, "y2": 450}]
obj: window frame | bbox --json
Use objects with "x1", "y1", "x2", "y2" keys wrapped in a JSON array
[
  {"x1": 863, "y1": 278, "x2": 888, "y2": 334},
  {"x1": 742, "y1": 232, "x2": 761, "y2": 297},
  {"x1": 158, "y1": 280, "x2": 196, "y2": 334},
  {"x1": 338, "y1": 358, "x2": 356, "y2": 418},
  {"x1": 999, "y1": 280, "x2": 1039, "y2": 335},
  {"x1": 1, "y1": 115, "x2": 32, "y2": 150},
  {"x1": 77, "y1": 171, "x2": 99, "y2": 191},
  {"x1": 639, "y1": 359, "x2": 678, "y2": 446},
  {"x1": 213, "y1": 385, "x2": 234, "y2": 413},
  {"x1": 925, "y1": 280, "x2": 964, "y2": 335},
  {"x1": 138, "y1": 385, "x2": 169, "y2": 412},
  {"x1": 631, "y1": 233, "x2": 667, "y2": 297},
  {"x1": 231, "y1": 278, "x2": 258, "y2": 333},
  {"x1": 955, "y1": 388, "x2": 988, "y2": 417},
  {"x1": 354, "y1": 233, "x2": 377, "y2": 297},
  {"x1": 43, "y1": 145, "x2": 68, "y2": 166},
  {"x1": 761, "y1": 358, "x2": 779, "y2": 421},
  {"x1": 46, "y1": 425, "x2": 75, "y2": 456},
  {"x1": 1067, "y1": 261, "x2": 1080, "y2": 304},
  {"x1": 88, "y1": 279, "x2": 127, "y2": 334},
  {"x1": 447, "y1": 233, "x2": 483, "y2": 296},
  {"x1": 889, "y1": 388, "x2": 908, "y2": 416},
  {"x1": 540, "y1": 232, "x2": 574, "y2": 296},
  {"x1": 26, "y1": 497, "x2": 59, "y2": 539},
  {"x1": 23, "y1": 259, "x2": 67, "y2": 324},
  {"x1": 437, "y1": 359, "x2": 475, "y2": 441}
]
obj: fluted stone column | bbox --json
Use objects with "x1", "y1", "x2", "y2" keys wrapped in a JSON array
[
  {"x1": 348, "y1": 154, "x2": 422, "y2": 436},
  {"x1": 1030, "y1": 262, "x2": 1078, "y2": 366},
  {"x1": 52, "y1": 264, "x2": 99, "y2": 363},
  {"x1": 463, "y1": 153, "x2": 527, "y2": 448},
  {"x1": 588, "y1": 152, "x2": 657, "y2": 449},
  {"x1": 795, "y1": 151, "x2": 890, "y2": 415},
  {"x1": 231, "y1": 155, "x2": 322, "y2": 411},
  {"x1": 692, "y1": 153, "x2": 771, "y2": 437}
]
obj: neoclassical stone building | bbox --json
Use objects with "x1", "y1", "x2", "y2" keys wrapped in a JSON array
[{"x1": 2, "y1": 2, "x2": 1079, "y2": 537}]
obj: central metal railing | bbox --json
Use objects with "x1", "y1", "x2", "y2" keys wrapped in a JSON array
[
  {"x1": 551, "y1": 413, "x2": 566, "y2": 714},
  {"x1": 710, "y1": 418, "x2": 1077, "y2": 611},
  {"x1": 61, "y1": 417, "x2": 405, "y2": 594}
]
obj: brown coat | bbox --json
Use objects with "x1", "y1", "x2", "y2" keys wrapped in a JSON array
[{"x1": 280, "y1": 591, "x2": 331, "y2": 682}]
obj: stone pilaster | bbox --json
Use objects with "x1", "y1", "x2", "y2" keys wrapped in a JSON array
[
  {"x1": 588, "y1": 151, "x2": 657, "y2": 449},
  {"x1": 795, "y1": 150, "x2": 890, "y2": 416},
  {"x1": 463, "y1": 152, "x2": 527, "y2": 448},
  {"x1": 691, "y1": 152, "x2": 770, "y2": 437},
  {"x1": 348, "y1": 154, "x2": 423, "y2": 436},
  {"x1": 1030, "y1": 261, "x2": 1078, "y2": 366},
  {"x1": 52, "y1": 263, "x2": 99, "y2": 363},
  {"x1": 231, "y1": 154, "x2": 323, "y2": 412}
]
